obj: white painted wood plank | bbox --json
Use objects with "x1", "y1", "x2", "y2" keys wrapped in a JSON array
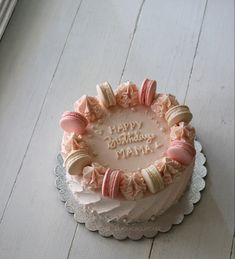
[
  {"x1": 0, "y1": 0, "x2": 149, "y2": 259},
  {"x1": 150, "y1": 0, "x2": 234, "y2": 258},
  {"x1": 68, "y1": 225, "x2": 151, "y2": 259},
  {"x1": 0, "y1": 0, "x2": 81, "y2": 218},
  {"x1": 0, "y1": 0, "x2": 5, "y2": 9},
  {"x1": 122, "y1": 0, "x2": 207, "y2": 103}
]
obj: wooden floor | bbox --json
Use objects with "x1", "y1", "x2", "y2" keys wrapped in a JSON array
[{"x1": 0, "y1": 0, "x2": 234, "y2": 258}]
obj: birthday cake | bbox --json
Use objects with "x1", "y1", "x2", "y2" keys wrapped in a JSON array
[{"x1": 59, "y1": 79, "x2": 196, "y2": 223}]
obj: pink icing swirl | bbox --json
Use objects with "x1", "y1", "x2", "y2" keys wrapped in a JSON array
[
  {"x1": 115, "y1": 81, "x2": 139, "y2": 108},
  {"x1": 151, "y1": 94, "x2": 179, "y2": 117},
  {"x1": 74, "y1": 95, "x2": 103, "y2": 122},
  {"x1": 170, "y1": 122, "x2": 195, "y2": 145},
  {"x1": 119, "y1": 171, "x2": 147, "y2": 200},
  {"x1": 154, "y1": 157, "x2": 185, "y2": 186},
  {"x1": 61, "y1": 132, "x2": 89, "y2": 159},
  {"x1": 81, "y1": 163, "x2": 107, "y2": 191}
]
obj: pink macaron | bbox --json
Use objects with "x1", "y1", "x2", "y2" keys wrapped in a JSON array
[
  {"x1": 166, "y1": 140, "x2": 196, "y2": 166},
  {"x1": 60, "y1": 111, "x2": 88, "y2": 134},
  {"x1": 139, "y1": 78, "x2": 157, "y2": 106},
  {"x1": 102, "y1": 168, "x2": 122, "y2": 199}
]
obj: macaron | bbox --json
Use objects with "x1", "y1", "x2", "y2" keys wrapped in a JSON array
[
  {"x1": 102, "y1": 168, "x2": 122, "y2": 199},
  {"x1": 139, "y1": 79, "x2": 157, "y2": 106},
  {"x1": 96, "y1": 82, "x2": 116, "y2": 108},
  {"x1": 64, "y1": 150, "x2": 92, "y2": 175},
  {"x1": 166, "y1": 140, "x2": 196, "y2": 166},
  {"x1": 60, "y1": 111, "x2": 88, "y2": 134},
  {"x1": 141, "y1": 165, "x2": 164, "y2": 194},
  {"x1": 165, "y1": 105, "x2": 192, "y2": 127}
]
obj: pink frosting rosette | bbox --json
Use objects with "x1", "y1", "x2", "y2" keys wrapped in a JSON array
[
  {"x1": 74, "y1": 95, "x2": 103, "y2": 122},
  {"x1": 170, "y1": 122, "x2": 195, "y2": 145},
  {"x1": 115, "y1": 81, "x2": 139, "y2": 108},
  {"x1": 61, "y1": 132, "x2": 89, "y2": 159},
  {"x1": 119, "y1": 171, "x2": 147, "y2": 200},
  {"x1": 154, "y1": 157, "x2": 185, "y2": 186},
  {"x1": 81, "y1": 163, "x2": 107, "y2": 191},
  {"x1": 151, "y1": 94, "x2": 179, "y2": 117}
]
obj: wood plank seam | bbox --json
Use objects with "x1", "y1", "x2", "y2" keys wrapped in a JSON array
[
  {"x1": 0, "y1": 0, "x2": 84, "y2": 226},
  {"x1": 230, "y1": 231, "x2": 235, "y2": 259},
  {"x1": 50, "y1": 1, "x2": 83, "y2": 84},
  {"x1": 66, "y1": 224, "x2": 79, "y2": 259},
  {"x1": 148, "y1": 0, "x2": 209, "y2": 256},
  {"x1": 183, "y1": 0, "x2": 208, "y2": 103},
  {"x1": 49, "y1": 0, "x2": 83, "y2": 89},
  {"x1": 148, "y1": 238, "x2": 154, "y2": 259},
  {"x1": 119, "y1": 0, "x2": 146, "y2": 84}
]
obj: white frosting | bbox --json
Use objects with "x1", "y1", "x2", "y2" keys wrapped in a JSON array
[{"x1": 67, "y1": 162, "x2": 194, "y2": 223}]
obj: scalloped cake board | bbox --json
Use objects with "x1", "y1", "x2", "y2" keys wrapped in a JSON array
[{"x1": 54, "y1": 140, "x2": 206, "y2": 240}]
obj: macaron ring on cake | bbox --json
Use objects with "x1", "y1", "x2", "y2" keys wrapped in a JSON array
[{"x1": 59, "y1": 79, "x2": 197, "y2": 225}]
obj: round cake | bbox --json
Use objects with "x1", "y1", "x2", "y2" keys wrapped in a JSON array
[{"x1": 59, "y1": 79, "x2": 196, "y2": 223}]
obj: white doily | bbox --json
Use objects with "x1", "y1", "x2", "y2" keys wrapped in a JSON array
[{"x1": 54, "y1": 140, "x2": 207, "y2": 240}]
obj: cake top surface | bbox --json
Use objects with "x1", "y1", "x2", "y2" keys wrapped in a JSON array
[
  {"x1": 59, "y1": 79, "x2": 196, "y2": 201},
  {"x1": 82, "y1": 105, "x2": 170, "y2": 171}
]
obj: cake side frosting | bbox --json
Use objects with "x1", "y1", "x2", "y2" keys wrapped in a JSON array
[{"x1": 66, "y1": 161, "x2": 194, "y2": 223}]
